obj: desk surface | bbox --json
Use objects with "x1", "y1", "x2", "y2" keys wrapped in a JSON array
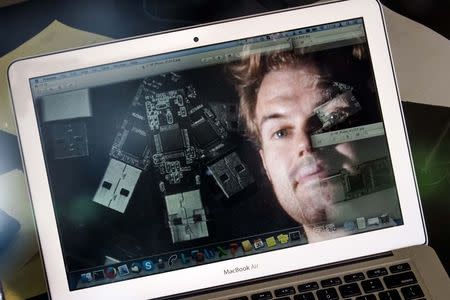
[{"x1": 0, "y1": 1, "x2": 449, "y2": 299}]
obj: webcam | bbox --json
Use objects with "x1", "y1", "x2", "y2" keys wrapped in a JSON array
[{"x1": 193, "y1": 37, "x2": 199, "y2": 42}]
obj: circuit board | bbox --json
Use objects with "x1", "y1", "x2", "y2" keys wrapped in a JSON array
[
  {"x1": 110, "y1": 85, "x2": 153, "y2": 171},
  {"x1": 93, "y1": 72, "x2": 255, "y2": 242},
  {"x1": 321, "y1": 157, "x2": 394, "y2": 203},
  {"x1": 143, "y1": 73, "x2": 206, "y2": 194},
  {"x1": 312, "y1": 81, "x2": 361, "y2": 134}
]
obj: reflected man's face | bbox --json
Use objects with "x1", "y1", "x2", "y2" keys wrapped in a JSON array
[{"x1": 256, "y1": 65, "x2": 358, "y2": 227}]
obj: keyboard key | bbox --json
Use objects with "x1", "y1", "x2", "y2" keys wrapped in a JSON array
[
  {"x1": 367, "y1": 267, "x2": 388, "y2": 278},
  {"x1": 251, "y1": 291, "x2": 272, "y2": 300},
  {"x1": 401, "y1": 284, "x2": 424, "y2": 299},
  {"x1": 274, "y1": 286, "x2": 295, "y2": 297},
  {"x1": 230, "y1": 297, "x2": 248, "y2": 300},
  {"x1": 294, "y1": 292, "x2": 315, "y2": 300},
  {"x1": 339, "y1": 283, "x2": 362, "y2": 298},
  {"x1": 355, "y1": 295, "x2": 376, "y2": 300},
  {"x1": 320, "y1": 277, "x2": 342, "y2": 287},
  {"x1": 344, "y1": 272, "x2": 365, "y2": 283},
  {"x1": 379, "y1": 289, "x2": 401, "y2": 300},
  {"x1": 389, "y1": 263, "x2": 411, "y2": 274},
  {"x1": 361, "y1": 278, "x2": 384, "y2": 293},
  {"x1": 298, "y1": 282, "x2": 319, "y2": 292},
  {"x1": 275, "y1": 298, "x2": 290, "y2": 300},
  {"x1": 384, "y1": 271, "x2": 417, "y2": 288},
  {"x1": 316, "y1": 287, "x2": 339, "y2": 300}
]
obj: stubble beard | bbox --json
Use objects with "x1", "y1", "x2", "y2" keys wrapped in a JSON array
[{"x1": 274, "y1": 178, "x2": 336, "y2": 227}]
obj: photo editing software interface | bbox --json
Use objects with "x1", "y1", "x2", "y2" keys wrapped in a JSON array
[{"x1": 30, "y1": 18, "x2": 403, "y2": 290}]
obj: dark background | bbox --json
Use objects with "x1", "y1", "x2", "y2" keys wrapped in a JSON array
[
  {"x1": 0, "y1": 0, "x2": 448, "y2": 56},
  {"x1": 0, "y1": 0, "x2": 448, "y2": 299}
]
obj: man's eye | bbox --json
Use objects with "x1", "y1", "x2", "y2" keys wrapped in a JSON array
[{"x1": 274, "y1": 128, "x2": 288, "y2": 139}]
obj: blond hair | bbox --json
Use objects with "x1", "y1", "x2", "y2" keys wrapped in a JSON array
[
  {"x1": 229, "y1": 48, "x2": 315, "y2": 147},
  {"x1": 229, "y1": 44, "x2": 367, "y2": 147}
]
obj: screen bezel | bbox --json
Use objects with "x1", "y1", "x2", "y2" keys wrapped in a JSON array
[{"x1": 8, "y1": 0, "x2": 426, "y2": 299}]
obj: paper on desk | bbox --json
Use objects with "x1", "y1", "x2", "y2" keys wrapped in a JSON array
[
  {"x1": 0, "y1": 21, "x2": 111, "y2": 296},
  {"x1": 0, "y1": 20, "x2": 112, "y2": 135},
  {"x1": 383, "y1": 6, "x2": 450, "y2": 108}
]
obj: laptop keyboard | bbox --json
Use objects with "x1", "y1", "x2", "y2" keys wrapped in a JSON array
[{"x1": 230, "y1": 262, "x2": 426, "y2": 300}]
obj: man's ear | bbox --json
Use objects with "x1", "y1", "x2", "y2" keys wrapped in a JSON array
[{"x1": 259, "y1": 149, "x2": 272, "y2": 182}]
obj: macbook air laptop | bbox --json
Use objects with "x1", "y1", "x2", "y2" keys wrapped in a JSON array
[{"x1": 8, "y1": 0, "x2": 449, "y2": 299}]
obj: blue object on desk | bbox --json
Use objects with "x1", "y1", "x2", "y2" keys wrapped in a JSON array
[
  {"x1": 0, "y1": 208, "x2": 21, "y2": 254},
  {"x1": 0, "y1": 130, "x2": 22, "y2": 174}
]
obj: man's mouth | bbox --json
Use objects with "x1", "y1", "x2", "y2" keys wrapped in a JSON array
[{"x1": 290, "y1": 157, "x2": 327, "y2": 188}]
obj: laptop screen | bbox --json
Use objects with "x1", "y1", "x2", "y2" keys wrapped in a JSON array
[{"x1": 30, "y1": 17, "x2": 403, "y2": 290}]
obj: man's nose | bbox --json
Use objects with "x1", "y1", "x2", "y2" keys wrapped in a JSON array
[{"x1": 294, "y1": 129, "x2": 313, "y2": 157}]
